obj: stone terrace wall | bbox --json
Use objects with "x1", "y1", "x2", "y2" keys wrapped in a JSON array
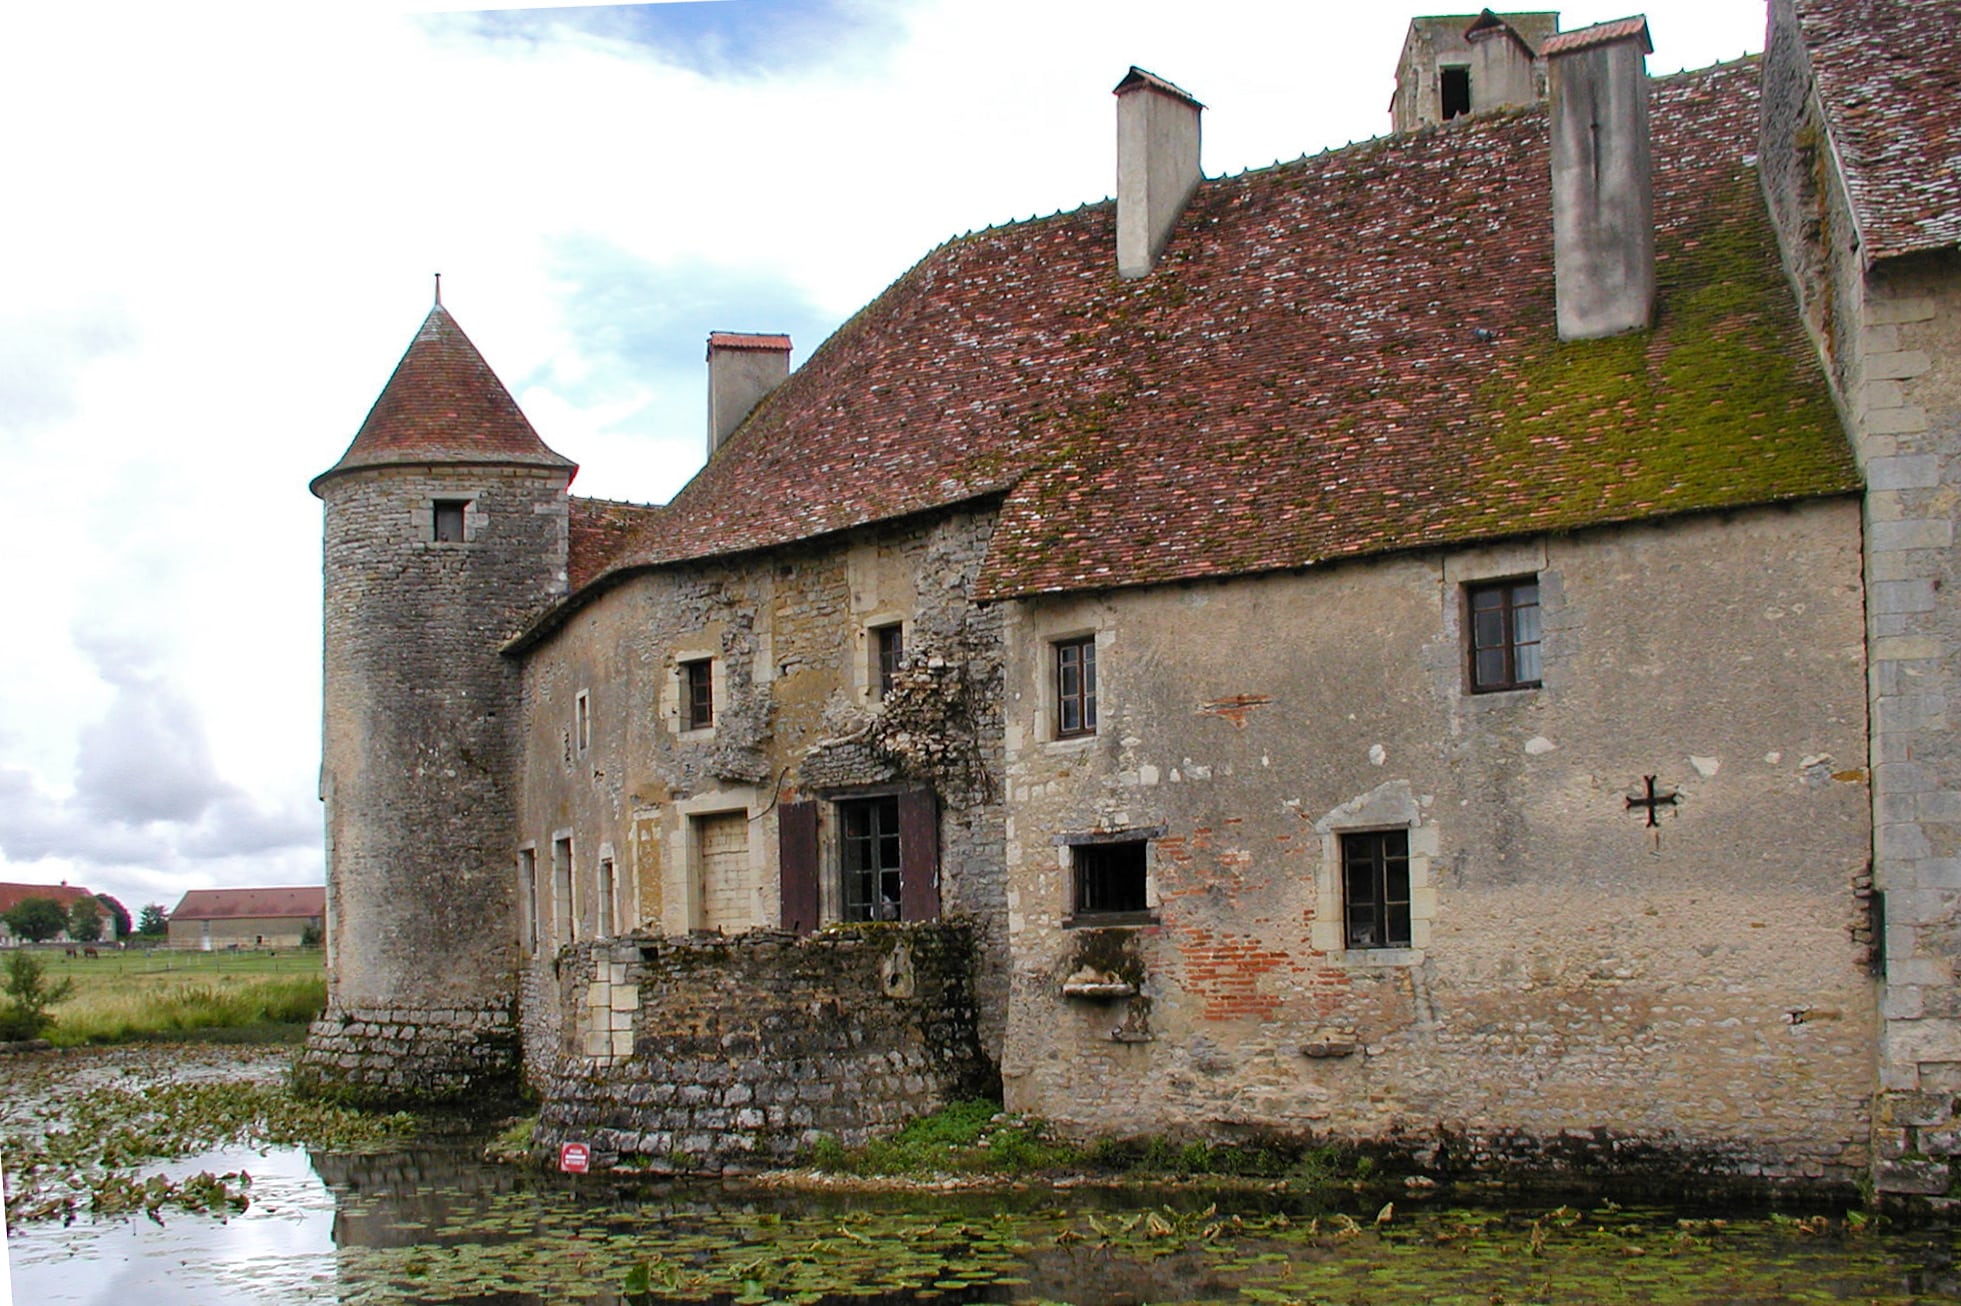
[
  {"x1": 533, "y1": 922, "x2": 988, "y2": 1174},
  {"x1": 295, "y1": 1001, "x2": 518, "y2": 1106}
]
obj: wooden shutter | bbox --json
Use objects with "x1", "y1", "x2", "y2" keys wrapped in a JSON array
[
  {"x1": 778, "y1": 800, "x2": 819, "y2": 934},
  {"x1": 897, "y1": 788, "x2": 941, "y2": 921}
]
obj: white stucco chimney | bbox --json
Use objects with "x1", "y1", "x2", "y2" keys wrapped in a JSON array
[
  {"x1": 1545, "y1": 17, "x2": 1655, "y2": 340},
  {"x1": 1114, "y1": 67, "x2": 1203, "y2": 279},
  {"x1": 705, "y1": 332, "x2": 792, "y2": 458}
]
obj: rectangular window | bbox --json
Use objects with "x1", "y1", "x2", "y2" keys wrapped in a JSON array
[
  {"x1": 552, "y1": 835, "x2": 575, "y2": 948},
  {"x1": 1342, "y1": 829, "x2": 1411, "y2": 950},
  {"x1": 839, "y1": 795, "x2": 902, "y2": 922},
  {"x1": 681, "y1": 659, "x2": 714, "y2": 730},
  {"x1": 596, "y1": 857, "x2": 615, "y2": 937},
  {"x1": 433, "y1": 499, "x2": 467, "y2": 543},
  {"x1": 1440, "y1": 65, "x2": 1471, "y2": 119},
  {"x1": 518, "y1": 848, "x2": 539, "y2": 954},
  {"x1": 1073, "y1": 840, "x2": 1149, "y2": 918},
  {"x1": 575, "y1": 690, "x2": 591, "y2": 754},
  {"x1": 1468, "y1": 578, "x2": 1542, "y2": 692},
  {"x1": 1055, "y1": 636, "x2": 1097, "y2": 737},
  {"x1": 873, "y1": 623, "x2": 904, "y2": 699}
]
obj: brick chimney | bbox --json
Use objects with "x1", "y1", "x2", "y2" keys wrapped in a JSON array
[
  {"x1": 1114, "y1": 67, "x2": 1203, "y2": 279},
  {"x1": 706, "y1": 332, "x2": 791, "y2": 457},
  {"x1": 1545, "y1": 17, "x2": 1654, "y2": 340}
]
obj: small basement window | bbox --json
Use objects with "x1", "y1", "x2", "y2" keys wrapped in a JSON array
[
  {"x1": 1072, "y1": 839, "x2": 1150, "y2": 920},
  {"x1": 433, "y1": 499, "x2": 467, "y2": 543},
  {"x1": 1440, "y1": 65, "x2": 1471, "y2": 120}
]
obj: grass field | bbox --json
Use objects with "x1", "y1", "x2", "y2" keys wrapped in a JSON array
[{"x1": 20, "y1": 946, "x2": 327, "y2": 1046}]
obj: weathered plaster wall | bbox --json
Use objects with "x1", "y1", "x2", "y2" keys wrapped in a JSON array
[
  {"x1": 534, "y1": 924, "x2": 989, "y2": 1173},
  {"x1": 1761, "y1": 0, "x2": 1961, "y2": 1197},
  {"x1": 1000, "y1": 504, "x2": 1874, "y2": 1185},
  {"x1": 299, "y1": 463, "x2": 568, "y2": 1105},
  {"x1": 512, "y1": 507, "x2": 1006, "y2": 1094}
]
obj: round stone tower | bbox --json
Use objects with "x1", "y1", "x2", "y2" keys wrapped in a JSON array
[{"x1": 296, "y1": 303, "x2": 574, "y2": 1106}]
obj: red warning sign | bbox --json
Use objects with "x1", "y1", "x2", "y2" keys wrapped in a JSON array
[{"x1": 559, "y1": 1142, "x2": 590, "y2": 1174}]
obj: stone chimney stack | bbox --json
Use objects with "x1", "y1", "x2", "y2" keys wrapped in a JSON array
[
  {"x1": 706, "y1": 332, "x2": 792, "y2": 457},
  {"x1": 1545, "y1": 17, "x2": 1655, "y2": 340},
  {"x1": 1114, "y1": 67, "x2": 1203, "y2": 279}
]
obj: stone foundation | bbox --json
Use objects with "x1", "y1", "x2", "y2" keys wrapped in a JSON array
[
  {"x1": 295, "y1": 1002, "x2": 519, "y2": 1109},
  {"x1": 533, "y1": 922, "x2": 990, "y2": 1174}
]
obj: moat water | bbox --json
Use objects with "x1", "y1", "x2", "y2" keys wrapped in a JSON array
[{"x1": 13, "y1": 1139, "x2": 1961, "y2": 1305}]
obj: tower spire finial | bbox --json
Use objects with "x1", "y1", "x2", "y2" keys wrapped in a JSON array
[{"x1": 433, "y1": 272, "x2": 443, "y2": 308}]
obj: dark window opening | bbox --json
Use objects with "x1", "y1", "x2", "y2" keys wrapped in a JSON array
[
  {"x1": 1056, "y1": 636, "x2": 1097, "y2": 737},
  {"x1": 1343, "y1": 829, "x2": 1411, "y2": 949},
  {"x1": 433, "y1": 499, "x2": 467, "y2": 543},
  {"x1": 840, "y1": 795, "x2": 902, "y2": 922},
  {"x1": 1468, "y1": 577, "x2": 1542, "y2": 692},
  {"x1": 518, "y1": 849, "x2": 539, "y2": 953},
  {"x1": 1441, "y1": 65, "x2": 1472, "y2": 119},
  {"x1": 681, "y1": 659, "x2": 714, "y2": 730},
  {"x1": 1073, "y1": 840, "x2": 1149, "y2": 917},
  {"x1": 575, "y1": 691, "x2": 591, "y2": 753},
  {"x1": 597, "y1": 857, "x2": 615, "y2": 937},
  {"x1": 552, "y1": 836, "x2": 575, "y2": 948},
  {"x1": 874, "y1": 623, "x2": 904, "y2": 699}
]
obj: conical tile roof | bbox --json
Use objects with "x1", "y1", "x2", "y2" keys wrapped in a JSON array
[{"x1": 313, "y1": 306, "x2": 573, "y2": 492}]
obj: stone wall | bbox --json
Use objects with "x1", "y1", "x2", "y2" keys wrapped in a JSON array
[
  {"x1": 1762, "y1": 0, "x2": 1961, "y2": 1198},
  {"x1": 533, "y1": 923, "x2": 988, "y2": 1173},
  {"x1": 512, "y1": 506, "x2": 1006, "y2": 1093},
  {"x1": 305, "y1": 462, "x2": 570, "y2": 1105},
  {"x1": 999, "y1": 504, "x2": 1875, "y2": 1188},
  {"x1": 294, "y1": 1001, "x2": 518, "y2": 1106}
]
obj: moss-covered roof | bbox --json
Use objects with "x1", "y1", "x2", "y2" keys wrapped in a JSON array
[{"x1": 580, "y1": 57, "x2": 1852, "y2": 603}]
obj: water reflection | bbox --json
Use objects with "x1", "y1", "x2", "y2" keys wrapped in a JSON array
[{"x1": 13, "y1": 1141, "x2": 1961, "y2": 1305}]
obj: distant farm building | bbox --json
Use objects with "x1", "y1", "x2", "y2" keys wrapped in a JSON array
[
  {"x1": 0, "y1": 881, "x2": 100, "y2": 944},
  {"x1": 168, "y1": 887, "x2": 326, "y2": 950}
]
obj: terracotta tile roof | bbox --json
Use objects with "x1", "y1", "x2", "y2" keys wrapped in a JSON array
[
  {"x1": 314, "y1": 306, "x2": 574, "y2": 491},
  {"x1": 580, "y1": 58, "x2": 1852, "y2": 607},
  {"x1": 1795, "y1": 0, "x2": 1961, "y2": 260},
  {"x1": 0, "y1": 882, "x2": 94, "y2": 914},
  {"x1": 1541, "y1": 17, "x2": 1653, "y2": 56},
  {"x1": 169, "y1": 886, "x2": 325, "y2": 922},
  {"x1": 568, "y1": 496, "x2": 662, "y2": 592},
  {"x1": 707, "y1": 332, "x2": 792, "y2": 353}
]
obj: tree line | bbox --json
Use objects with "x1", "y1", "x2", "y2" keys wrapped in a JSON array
[{"x1": 1, "y1": 894, "x2": 167, "y2": 944}]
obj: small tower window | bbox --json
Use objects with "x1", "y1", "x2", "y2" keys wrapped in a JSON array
[
  {"x1": 433, "y1": 499, "x2": 468, "y2": 543},
  {"x1": 1440, "y1": 66, "x2": 1472, "y2": 120}
]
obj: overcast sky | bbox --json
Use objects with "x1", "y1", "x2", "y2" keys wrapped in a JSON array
[{"x1": 0, "y1": 0, "x2": 1771, "y2": 917}]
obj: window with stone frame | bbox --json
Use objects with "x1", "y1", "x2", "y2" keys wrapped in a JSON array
[
  {"x1": 596, "y1": 856, "x2": 615, "y2": 937},
  {"x1": 872, "y1": 622, "x2": 904, "y2": 700},
  {"x1": 433, "y1": 499, "x2": 468, "y2": 543},
  {"x1": 1071, "y1": 838, "x2": 1150, "y2": 920},
  {"x1": 575, "y1": 690, "x2": 591, "y2": 754},
  {"x1": 1342, "y1": 828, "x2": 1411, "y2": 949},
  {"x1": 680, "y1": 658, "x2": 714, "y2": 730},
  {"x1": 1055, "y1": 636, "x2": 1097, "y2": 737},
  {"x1": 1467, "y1": 577, "x2": 1542, "y2": 692},
  {"x1": 551, "y1": 835, "x2": 575, "y2": 948},
  {"x1": 518, "y1": 848, "x2": 540, "y2": 953}
]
